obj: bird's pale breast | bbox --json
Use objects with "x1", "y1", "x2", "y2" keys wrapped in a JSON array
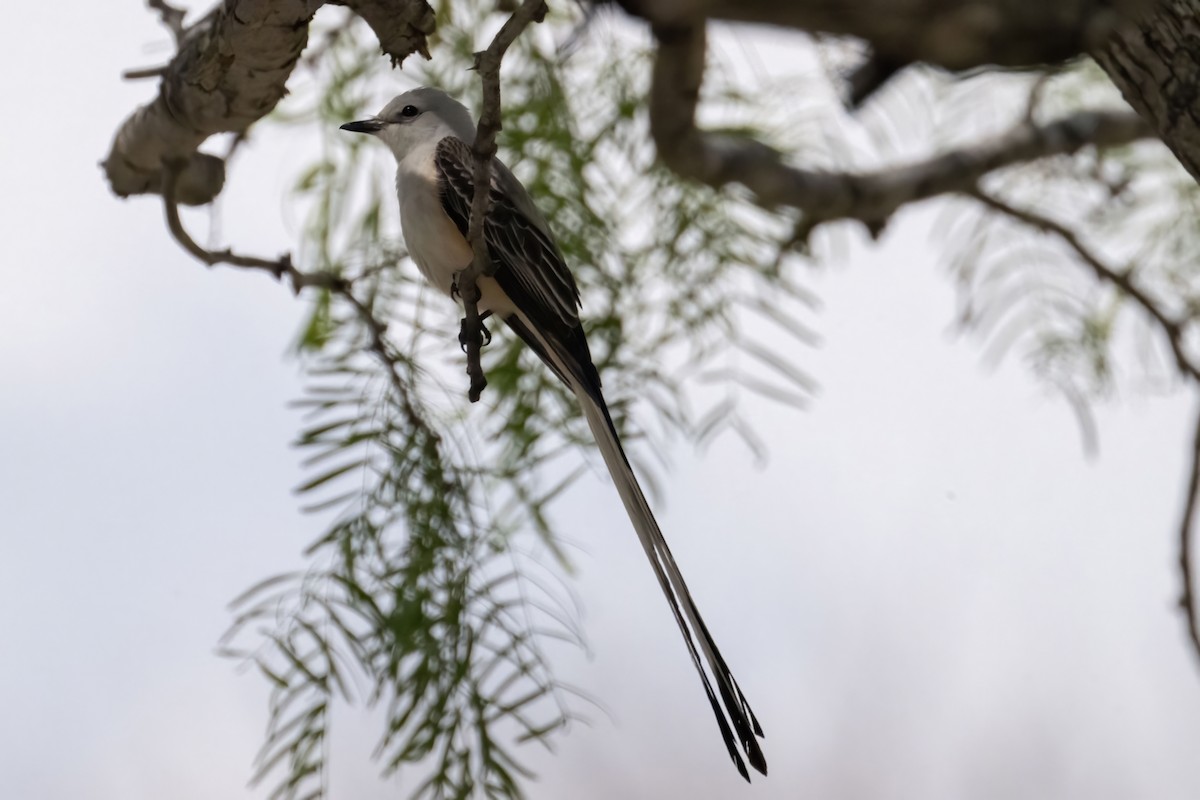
[{"x1": 396, "y1": 154, "x2": 516, "y2": 318}]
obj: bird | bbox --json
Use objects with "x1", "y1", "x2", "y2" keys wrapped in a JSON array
[{"x1": 341, "y1": 87, "x2": 767, "y2": 779}]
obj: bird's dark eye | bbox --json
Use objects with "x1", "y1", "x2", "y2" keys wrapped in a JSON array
[{"x1": 400, "y1": 105, "x2": 419, "y2": 118}]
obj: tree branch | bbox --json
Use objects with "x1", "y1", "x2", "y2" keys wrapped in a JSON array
[
  {"x1": 649, "y1": 24, "x2": 1154, "y2": 240},
  {"x1": 148, "y1": 0, "x2": 188, "y2": 45},
  {"x1": 1178, "y1": 403, "x2": 1200, "y2": 668},
  {"x1": 104, "y1": 0, "x2": 434, "y2": 206},
  {"x1": 1094, "y1": 0, "x2": 1200, "y2": 185},
  {"x1": 967, "y1": 187, "x2": 1200, "y2": 382},
  {"x1": 458, "y1": 0, "x2": 548, "y2": 403},
  {"x1": 160, "y1": 160, "x2": 346, "y2": 294},
  {"x1": 161, "y1": 150, "x2": 424, "y2": 458},
  {"x1": 622, "y1": 0, "x2": 1156, "y2": 70}
]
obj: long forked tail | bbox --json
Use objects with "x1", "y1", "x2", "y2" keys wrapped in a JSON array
[{"x1": 578, "y1": 389, "x2": 767, "y2": 780}]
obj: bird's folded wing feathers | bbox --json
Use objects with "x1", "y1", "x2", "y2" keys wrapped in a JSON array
[{"x1": 434, "y1": 136, "x2": 582, "y2": 334}]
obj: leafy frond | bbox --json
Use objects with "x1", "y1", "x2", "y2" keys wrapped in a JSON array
[{"x1": 224, "y1": 285, "x2": 583, "y2": 799}]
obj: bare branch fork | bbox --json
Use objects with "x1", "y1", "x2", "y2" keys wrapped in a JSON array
[{"x1": 458, "y1": 0, "x2": 549, "y2": 402}]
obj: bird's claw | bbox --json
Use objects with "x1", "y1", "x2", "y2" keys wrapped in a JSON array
[{"x1": 459, "y1": 314, "x2": 492, "y2": 352}]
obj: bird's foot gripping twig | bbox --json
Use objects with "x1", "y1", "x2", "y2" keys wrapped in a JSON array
[
  {"x1": 451, "y1": 269, "x2": 491, "y2": 402},
  {"x1": 459, "y1": 311, "x2": 493, "y2": 352}
]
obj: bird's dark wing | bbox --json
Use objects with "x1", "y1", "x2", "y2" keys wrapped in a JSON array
[{"x1": 434, "y1": 135, "x2": 603, "y2": 398}]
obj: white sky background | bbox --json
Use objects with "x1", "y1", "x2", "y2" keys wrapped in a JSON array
[{"x1": 2, "y1": 2, "x2": 1200, "y2": 799}]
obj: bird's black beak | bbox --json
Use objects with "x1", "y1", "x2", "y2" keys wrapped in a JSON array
[{"x1": 340, "y1": 118, "x2": 384, "y2": 134}]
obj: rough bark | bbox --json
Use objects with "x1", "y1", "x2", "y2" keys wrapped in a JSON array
[
  {"x1": 1095, "y1": 0, "x2": 1200, "y2": 182},
  {"x1": 344, "y1": 0, "x2": 436, "y2": 63},
  {"x1": 617, "y1": 0, "x2": 1157, "y2": 69},
  {"x1": 103, "y1": 0, "x2": 434, "y2": 205}
]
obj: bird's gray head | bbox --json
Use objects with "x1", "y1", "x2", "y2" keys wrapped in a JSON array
[{"x1": 339, "y1": 87, "x2": 476, "y2": 161}]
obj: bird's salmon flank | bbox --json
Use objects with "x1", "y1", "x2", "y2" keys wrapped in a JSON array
[{"x1": 341, "y1": 87, "x2": 767, "y2": 779}]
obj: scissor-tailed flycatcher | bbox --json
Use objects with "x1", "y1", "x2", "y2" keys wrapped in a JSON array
[{"x1": 341, "y1": 87, "x2": 766, "y2": 779}]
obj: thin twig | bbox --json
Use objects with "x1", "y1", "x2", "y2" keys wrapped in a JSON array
[
  {"x1": 123, "y1": 65, "x2": 168, "y2": 81},
  {"x1": 160, "y1": 162, "x2": 425, "y2": 445},
  {"x1": 1178, "y1": 404, "x2": 1200, "y2": 667},
  {"x1": 968, "y1": 187, "x2": 1200, "y2": 381},
  {"x1": 160, "y1": 160, "x2": 345, "y2": 294},
  {"x1": 458, "y1": 0, "x2": 548, "y2": 403},
  {"x1": 147, "y1": 0, "x2": 187, "y2": 46}
]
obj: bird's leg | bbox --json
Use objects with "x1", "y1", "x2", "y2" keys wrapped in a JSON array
[
  {"x1": 451, "y1": 270, "x2": 492, "y2": 350},
  {"x1": 459, "y1": 310, "x2": 493, "y2": 352}
]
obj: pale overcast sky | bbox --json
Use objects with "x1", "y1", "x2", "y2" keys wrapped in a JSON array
[{"x1": 3, "y1": 3, "x2": 1200, "y2": 799}]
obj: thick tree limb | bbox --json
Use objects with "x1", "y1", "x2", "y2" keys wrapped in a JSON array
[
  {"x1": 621, "y1": 0, "x2": 1155, "y2": 70},
  {"x1": 1094, "y1": 0, "x2": 1200, "y2": 184},
  {"x1": 650, "y1": 25, "x2": 1154, "y2": 237},
  {"x1": 458, "y1": 0, "x2": 548, "y2": 402},
  {"x1": 103, "y1": 0, "x2": 434, "y2": 206}
]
